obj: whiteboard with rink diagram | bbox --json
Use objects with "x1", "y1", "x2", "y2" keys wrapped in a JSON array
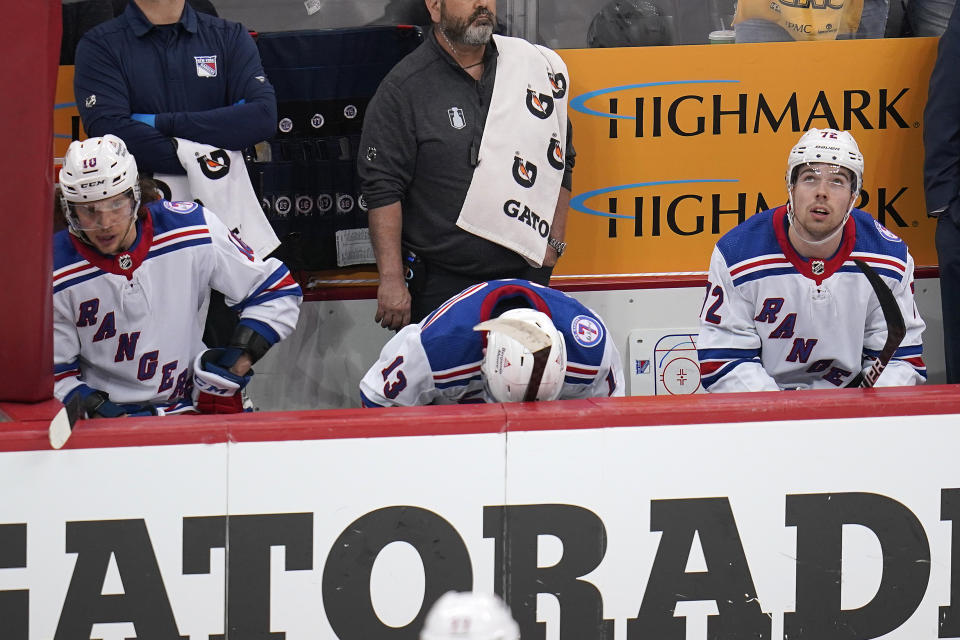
[{"x1": 627, "y1": 328, "x2": 704, "y2": 396}]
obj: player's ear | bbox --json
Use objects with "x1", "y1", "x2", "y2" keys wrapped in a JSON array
[{"x1": 426, "y1": 0, "x2": 441, "y2": 24}]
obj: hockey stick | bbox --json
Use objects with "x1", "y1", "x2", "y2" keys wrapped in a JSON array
[
  {"x1": 49, "y1": 392, "x2": 82, "y2": 450},
  {"x1": 48, "y1": 394, "x2": 160, "y2": 449},
  {"x1": 845, "y1": 259, "x2": 907, "y2": 388},
  {"x1": 474, "y1": 317, "x2": 554, "y2": 401}
]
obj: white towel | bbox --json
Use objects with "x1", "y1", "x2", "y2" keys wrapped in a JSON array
[
  {"x1": 154, "y1": 139, "x2": 280, "y2": 258},
  {"x1": 456, "y1": 35, "x2": 569, "y2": 267}
]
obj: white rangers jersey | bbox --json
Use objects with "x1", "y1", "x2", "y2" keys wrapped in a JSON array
[
  {"x1": 53, "y1": 200, "x2": 302, "y2": 411},
  {"x1": 697, "y1": 206, "x2": 926, "y2": 392},
  {"x1": 359, "y1": 279, "x2": 624, "y2": 407}
]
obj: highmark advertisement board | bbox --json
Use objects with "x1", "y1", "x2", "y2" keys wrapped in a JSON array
[
  {"x1": 55, "y1": 38, "x2": 940, "y2": 279},
  {"x1": 556, "y1": 37, "x2": 939, "y2": 277}
]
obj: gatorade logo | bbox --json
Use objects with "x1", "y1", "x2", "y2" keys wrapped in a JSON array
[
  {"x1": 547, "y1": 136, "x2": 564, "y2": 171},
  {"x1": 512, "y1": 155, "x2": 538, "y2": 188},
  {"x1": 196, "y1": 149, "x2": 231, "y2": 180},
  {"x1": 548, "y1": 72, "x2": 567, "y2": 99},
  {"x1": 526, "y1": 90, "x2": 554, "y2": 120}
]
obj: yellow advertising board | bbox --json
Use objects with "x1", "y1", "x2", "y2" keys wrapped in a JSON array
[
  {"x1": 54, "y1": 38, "x2": 940, "y2": 278},
  {"x1": 54, "y1": 65, "x2": 83, "y2": 161},
  {"x1": 557, "y1": 37, "x2": 939, "y2": 276}
]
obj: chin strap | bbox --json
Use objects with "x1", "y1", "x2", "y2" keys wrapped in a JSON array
[{"x1": 786, "y1": 189, "x2": 854, "y2": 247}]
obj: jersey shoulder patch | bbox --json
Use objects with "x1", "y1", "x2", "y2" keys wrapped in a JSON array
[
  {"x1": 162, "y1": 200, "x2": 199, "y2": 214},
  {"x1": 149, "y1": 200, "x2": 208, "y2": 235},
  {"x1": 851, "y1": 209, "x2": 909, "y2": 261}
]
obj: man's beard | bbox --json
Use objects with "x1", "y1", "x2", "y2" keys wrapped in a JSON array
[{"x1": 440, "y1": 4, "x2": 495, "y2": 46}]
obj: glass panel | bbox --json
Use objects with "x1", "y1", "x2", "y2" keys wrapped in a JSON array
[
  {"x1": 536, "y1": 0, "x2": 741, "y2": 48},
  {"x1": 214, "y1": 0, "x2": 514, "y2": 33},
  {"x1": 215, "y1": 0, "x2": 430, "y2": 32}
]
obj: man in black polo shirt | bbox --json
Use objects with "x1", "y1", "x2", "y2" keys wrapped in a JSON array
[{"x1": 359, "y1": 0, "x2": 576, "y2": 330}]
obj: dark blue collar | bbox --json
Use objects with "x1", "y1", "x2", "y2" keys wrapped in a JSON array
[{"x1": 125, "y1": 0, "x2": 198, "y2": 37}]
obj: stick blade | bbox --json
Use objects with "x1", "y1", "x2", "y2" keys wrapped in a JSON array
[{"x1": 49, "y1": 407, "x2": 73, "y2": 450}]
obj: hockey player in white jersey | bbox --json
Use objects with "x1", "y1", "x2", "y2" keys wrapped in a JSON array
[
  {"x1": 698, "y1": 128, "x2": 926, "y2": 392},
  {"x1": 53, "y1": 134, "x2": 302, "y2": 417},
  {"x1": 359, "y1": 279, "x2": 624, "y2": 406}
]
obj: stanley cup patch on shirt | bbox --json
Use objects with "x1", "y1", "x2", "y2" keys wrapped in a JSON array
[
  {"x1": 456, "y1": 35, "x2": 569, "y2": 267},
  {"x1": 195, "y1": 55, "x2": 218, "y2": 78}
]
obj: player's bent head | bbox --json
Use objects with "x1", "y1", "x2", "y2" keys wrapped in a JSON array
[
  {"x1": 475, "y1": 308, "x2": 567, "y2": 403},
  {"x1": 786, "y1": 128, "x2": 864, "y2": 194},
  {"x1": 59, "y1": 134, "x2": 142, "y2": 235},
  {"x1": 420, "y1": 591, "x2": 520, "y2": 640}
]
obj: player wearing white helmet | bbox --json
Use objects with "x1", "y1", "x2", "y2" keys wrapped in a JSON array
[
  {"x1": 359, "y1": 279, "x2": 623, "y2": 407},
  {"x1": 53, "y1": 135, "x2": 301, "y2": 420},
  {"x1": 58, "y1": 134, "x2": 143, "y2": 256},
  {"x1": 420, "y1": 591, "x2": 520, "y2": 640},
  {"x1": 477, "y1": 308, "x2": 567, "y2": 402},
  {"x1": 698, "y1": 128, "x2": 926, "y2": 392},
  {"x1": 785, "y1": 128, "x2": 864, "y2": 250}
]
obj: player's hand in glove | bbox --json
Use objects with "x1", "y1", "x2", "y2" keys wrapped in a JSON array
[
  {"x1": 66, "y1": 385, "x2": 160, "y2": 418},
  {"x1": 191, "y1": 348, "x2": 253, "y2": 414}
]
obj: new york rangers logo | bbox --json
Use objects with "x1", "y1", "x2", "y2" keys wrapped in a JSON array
[
  {"x1": 875, "y1": 219, "x2": 902, "y2": 243},
  {"x1": 196, "y1": 149, "x2": 230, "y2": 180},
  {"x1": 547, "y1": 136, "x2": 564, "y2": 170},
  {"x1": 512, "y1": 155, "x2": 538, "y2": 188},
  {"x1": 448, "y1": 107, "x2": 466, "y2": 130},
  {"x1": 163, "y1": 201, "x2": 199, "y2": 213},
  {"x1": 548, "y1": 72, "x2": 567, "y2": 99},
  {"x1": 572, "y1": 315, "x2": 603, "y2": 347},
  {"x1": 526, "y1": 90, "x2": 554, "y2": 119},
  {"x1": 194, "y1": 55, "x2": 218, "y2": 78}
]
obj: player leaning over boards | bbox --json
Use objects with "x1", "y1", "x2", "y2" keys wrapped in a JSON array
[
  {"x1": 697, "y1": 128, "x2": 926, "y2": 392},
  {"x1": 53, "y1": 135, "x2": 302, "y2": 417},
  {"x1": 359, "y1": 279, "x2": 624, "y2": 406}
]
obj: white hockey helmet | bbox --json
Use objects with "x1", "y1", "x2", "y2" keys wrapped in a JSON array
[
  {"x1": 786, "y1": 128, "x2": 864, "y2": 193},
  {"x1": 59, "y1": 134, "x2": 141, "y2": 232},
  {"x1": 476, "y1": 308, "x2": 566, "y2": 403},
  {"x1": 420, "y1": 591, "x2": 520, "y2": 640}
]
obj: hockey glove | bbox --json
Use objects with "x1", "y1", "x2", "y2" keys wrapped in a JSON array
[
  {"x1": 191, "y1": 349, "x2": 253, "y2": 414},
  {"x1": 67, "y1": 385, "x2": 159, "y2": 419}
]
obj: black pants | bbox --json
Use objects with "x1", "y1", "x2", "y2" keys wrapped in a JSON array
[
  {"x1": 409, "y1": 260, "x2": 554, "y2": 324},
  {"x1": 937, "y1": 213, "x2": 960, "y2": 383}
]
